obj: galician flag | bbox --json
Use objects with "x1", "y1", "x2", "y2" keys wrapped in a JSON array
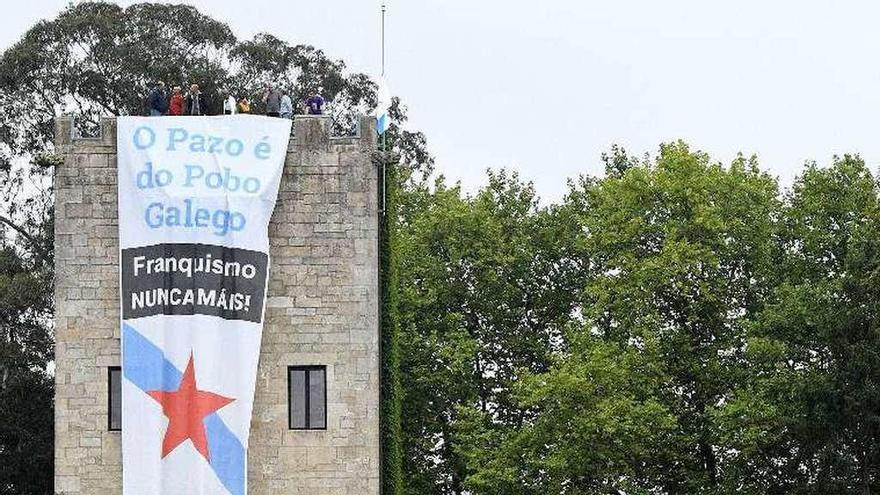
[{"x1": 376, "y1": 77, "x2": 392, "y2": 135}]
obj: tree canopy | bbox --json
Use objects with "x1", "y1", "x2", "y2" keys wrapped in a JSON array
[{"x1": 394, "y1": 145, "x2": 880, "y2": 495}]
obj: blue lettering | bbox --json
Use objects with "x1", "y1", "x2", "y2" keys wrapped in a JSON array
[
  {"x1": 182, "y1": 166, "x2": 259, "y2": 194},
  {"x1": 133, "y1": 126, "x2": 155, "y2": 149},
  {"x1": 145, "y1": 202, "x2": 163, "y2": 228},
  {"x1": 226, "y1": 139, "x2": 244, "y2": 156},
  {"x1": 154, "y1": 169, "x2": 172, "y2": 187},
  {"x1": 167, "y1": 128, "x2": 188, "y2": 151},
  {"x1": 189, "y1": 134, "x2": 206, "y2": 152},
  {"x1": 184, "y1": 164, "x2": 204, "y2": 187},
  {"x1": 194, "y1": 208, "x2": 210, "y2": 227},
  {"x1": 141, "y1": 200, "x2": 247, "y2": 236},
  {"x1": 243, "y1": 178, "x2": 260, "y2": 193},
  {"x1": 136, "y1": 162, "x2": 155, "y2": 189},
  {"x1": 254, "y1": 139, "x2": 271, "y2": 160}
]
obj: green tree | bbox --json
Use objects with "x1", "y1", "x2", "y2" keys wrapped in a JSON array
[
  {"x1": 455, "y1": 334, "x2": 678, "y2": 495},
  {"x1": 0, "y1": 231, "x2": 53, "y2": 494},
  {"x1": 454, "y1": 143, "x2": 782, "y2": 494},
  {"x1": 0, "y1": 2, "x2": 235, "y2": 156},
  {"x1": 724, "y1": 155, "x2": 880, "y2": 494},
  {"x1": 576, "y1": 143, "x2": 779, "y2": 492},
  {"x1": 397, "y1": 170, "x2": 586, "y2": 494}
]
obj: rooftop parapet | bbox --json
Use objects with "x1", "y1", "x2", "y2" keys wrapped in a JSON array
[{"x1": 54, "y1": 114, "x2": 377, "y2": 153}]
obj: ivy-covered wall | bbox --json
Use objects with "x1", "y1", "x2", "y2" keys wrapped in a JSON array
[{"x1": 379, "y1": 158, "x2": 403, "y2": 495}]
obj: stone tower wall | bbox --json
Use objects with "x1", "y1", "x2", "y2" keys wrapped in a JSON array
[{"x1": 53, "y1": 115, "x2": 380, "y2": 494}]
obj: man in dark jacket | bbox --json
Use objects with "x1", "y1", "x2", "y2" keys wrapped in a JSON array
[
  {"x1": 183, "y1": 84, "x2": 208, "y2": 115},
  {"x1": 184, "y1": 83, "x2": 205, "y2": 116},
  {"x1": 148, "y1": 81, "x2": 168, "y2": 116},
  {"x1": 263, "y1": 82, "x2": 282, "y2": 117}
]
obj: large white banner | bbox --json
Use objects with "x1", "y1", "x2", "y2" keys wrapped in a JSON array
[{"x1": 117, "y1": 115, "x2": 292, "y2": 495}]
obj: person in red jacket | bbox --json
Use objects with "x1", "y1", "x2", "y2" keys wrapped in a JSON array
[{"x1": 168, "y1": 86, "x2": 184, "y2": 116}]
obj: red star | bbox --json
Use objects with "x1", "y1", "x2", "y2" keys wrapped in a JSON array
[{"x1": 146, "y1": 353, "x2": 235, "y2": 461}]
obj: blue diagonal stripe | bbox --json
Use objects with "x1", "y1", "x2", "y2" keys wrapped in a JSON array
[
  {"x1": 205, "y1": 415, "x2": 246, "y2": 495},
  {"x1": 122, "y1": 323, "x2": 182, "y2": 390},
  {"x1": 122, "y1": 323, "x2": 246, "y2": 495}
]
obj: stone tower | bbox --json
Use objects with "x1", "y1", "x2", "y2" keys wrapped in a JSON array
[{"x1": 53, "y1": 115, "x2": 380, "y2": 494}]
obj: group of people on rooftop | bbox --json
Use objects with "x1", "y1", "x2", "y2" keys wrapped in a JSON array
[{"x1": 147, "y1": 81, "x2": 324, "y2": 118}]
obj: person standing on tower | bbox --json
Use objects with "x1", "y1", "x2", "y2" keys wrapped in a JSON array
[
  {"x1": 184, "y1": 84, "x2": 203, "y2": 116},
  {"x1": 223, "y1": 93, "x2": 237, "y2": 115},
  {"x1": 238, "y1": 96, "x2": 251, "y2": 114},
  {"x1": 305, "y1": 88, "x2": 325, "y2": 115},
  {"x1": 263, "y1": 83, "x2": 282, "y2": 117},
  {"x1": 280, "y1": 90, "x2": 293, "y2": 119},
  {"x1": 148, "y1": 80, "x2": 168, "y2": 116},
  {"x1": 168, "y1": 86, "x2": 184, "y2": 116}
]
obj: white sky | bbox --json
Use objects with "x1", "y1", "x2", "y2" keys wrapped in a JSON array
[{"x1": 4, "y1": 1, "x2": 880, "y2": 202}]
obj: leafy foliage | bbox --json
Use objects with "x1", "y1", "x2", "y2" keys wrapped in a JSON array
[
  {"x1": 0, "y1": 237, "x2": 53, "y2": 495},
  {"x1": 723, "y1": 155, "x2": 880, "y2": 493},
  {"x1": 396, "y1": 170, "x2": 587, "y2": 494},
  {"x1": 396, "y1": 145, "x2": 880, "y2": 495}
]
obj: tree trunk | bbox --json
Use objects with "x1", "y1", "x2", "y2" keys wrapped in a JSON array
[{"x1": 700, "y1": 440, "x2": 718, "y2": 486}]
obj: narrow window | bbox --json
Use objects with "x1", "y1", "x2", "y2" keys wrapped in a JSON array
[
  {"x1": 288, "y1": 366, "x2": 326, "y2": 430},
  {"x1": 108, "y1": 366, "x2": 122, "y2": 431}
]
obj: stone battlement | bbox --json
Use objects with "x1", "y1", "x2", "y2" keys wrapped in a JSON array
[{"x1": 55, "y1": 114, "x2": 377, "y2": 152}]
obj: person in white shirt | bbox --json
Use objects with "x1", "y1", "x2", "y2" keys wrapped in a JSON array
[
  {"x1": 223, "y1": 94, "x2": 237, "y2": 115},
  {"x1": 280, "y1": 90, "x2": 293, "y2": 119}
]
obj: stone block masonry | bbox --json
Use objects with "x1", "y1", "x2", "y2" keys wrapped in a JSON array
[{"x1": 54, "y1": 115, "x2": 380, "y2": 494}]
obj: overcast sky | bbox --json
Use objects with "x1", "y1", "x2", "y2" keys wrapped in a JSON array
[{"x1": 4, "y1": 1, "x2": 880, "y2": 202}]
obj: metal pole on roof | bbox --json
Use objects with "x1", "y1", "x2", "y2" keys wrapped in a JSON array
[{"x1": 380, "y1": 3, "x2": 387, "y2": 216}]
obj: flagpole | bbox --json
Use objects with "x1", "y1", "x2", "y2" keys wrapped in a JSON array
[{"x1": 380, "y1": 3, "x2": 387, "y2": 215}]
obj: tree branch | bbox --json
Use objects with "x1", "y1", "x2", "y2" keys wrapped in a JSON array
[{"x1": 0, "y1": 213, "x2": 50, "y2": 263}]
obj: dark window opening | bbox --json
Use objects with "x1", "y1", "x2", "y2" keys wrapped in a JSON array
[
  {"x1": 288, "y1": 366, "x2": 326, "y2": 430},
  {"x1": 108, "y1": 366, "x2": 122, "y2": 431}
]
